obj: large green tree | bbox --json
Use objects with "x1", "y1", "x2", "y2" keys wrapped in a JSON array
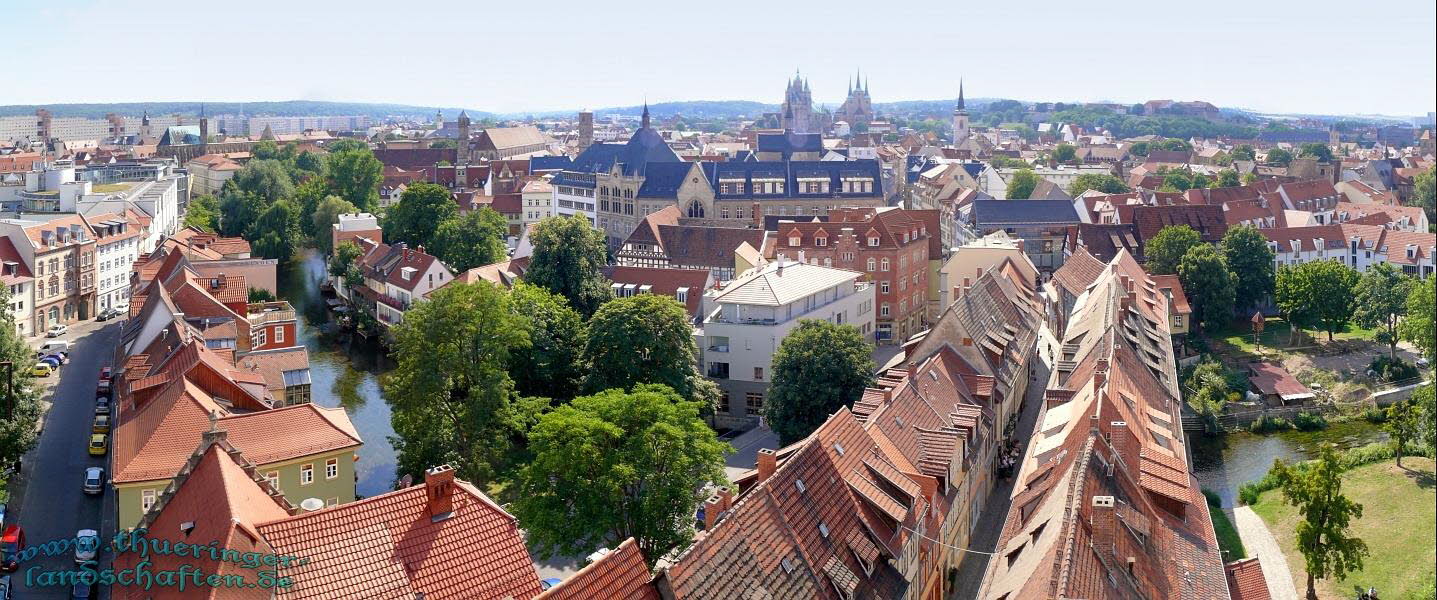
[
  {"x1": 583, "y1": 294, "x2": 698, "y2": 398},
  {"x1": 1005, "y1": 169, "x2": 1039, "y2": 200},
  {"x1": 1384, "y1": 399, "x2": 1419, "y2": 467},
  {"x1": 1270, "y1": 445, "x2": 1370, "y2": 600},
  {"x1": 509, "y1": 282, "x2": 587, "y2": 401},
  {"x1": 183, "y1": 194, "x2": 220, "y2": 232},
  {"x1": 0, "y1": 286, "x2": 41, "y2": 494},
  {"x1": 326, "y1": 147, "x2": 383, "y2": 211},
  {"x1": 1214, "y1": 169, "x2": 1241, "y2": 188},
  {"x1": 513, "y1": 384, "x2": 728, "y2": 566},
  {"x1": 1052, "y1": 143, "x2": 1077, "y2": 164},
  {"x1": 325, "y1": 139, "x2": 368, "y2": 154},
  {"x1": 1298, "y1": 142, "x2": 1334, "y2": 163},
  {"x1": 312, "y1": 196, "x2": 360, "y2": 255},
  {"x1": 293, "y1": 178, "x2": 334, "y2": 240},
  {"x1": 1067, "y1": 173, "x2": 1130, "y2": 197},
  {"x1": 1411, "y1": 169, "x2": 1434, "y2": 226},
  {"x1": 1277, "y1": 261, "x2": 1359, "y2": 342},
  {"x1": 764, "y1": 321, "x2": 875, "y2": 445},
  {"x1": 1399, "y1": 276, "x2": 1435, "y2": 358},
  {"x1": 384, "y1": 281, "x2": 530, "y2": 483},
  {"x1": 430, "y1": 207, "x2": 508, "y2": 272},
  {"x1": 1221, "y1": 225, "x2": 1276, "y2": 311},
  {"x1": 250, "y1": 198, "x2": 302, "y2": 262},
  {"x1": 229, "y1": 159, "x2": 294, "y2": 204},
  {"x1": 1230, "y1": 145, "x2": 1256, "y2": 162},
  {"x1": 328, "y1": 240, "x2": 365, "y2": 290},
  {"x1": 525, "y1": 215, "x2": 613, "y2": 317},
  {"x1": 1266, "y1": 147, "x2": 1293, "y2": 167},
  {"x1": 1145, "y1": 224, "x2": 1203, "y2": 275},
  {"x1": 217, "y1": 188, "x2": 265, "y2": 238},
  {"x1": 1415, "y1": 383, "x2": 1436, "y2": 450},
  {"x1": 1351, "y1": 263, "x2": 1412, "y2": 359},
  {"x1": 1178, "y1": 244, "x2": 1235, "y2": 331},
  {"x1": 384, "y1": 182, "x2": 458, "y2": 250}
]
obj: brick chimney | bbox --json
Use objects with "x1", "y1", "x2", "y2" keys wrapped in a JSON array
[
  {"x1": 424, "y1": 464, "x2": 456, "y2": 519},
  {"x1": 716, "y1": 486, "x2": 734, "y2": 512},
  {"x1": 757, "y1": 448, "x2": 777, "y2": 482},
  {"x1": 702, "y1": 495, "x2": 722, "y2": 530},
  {"x1": 1091, "y1": 495, "x2": 1116, "y2": 555},
  {"x1": 752, "y1": 202, "x2": 762, "y2": 229}
]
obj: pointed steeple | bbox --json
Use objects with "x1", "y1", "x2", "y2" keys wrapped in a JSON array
[
  {"x1": 199, "y1": 103, "x2": 206, "y2": 118},
  {"x1": 141, "y1": 111, "x2": 149, "y2": 125},
  {"x1": 957, "y1": 79, "x2": 966, "y2": 111},
  {"x1": 641, "y1": 102, "x2": 650, "y2": 129},
  {"x1": 864, "y1": 76, "x2": 869, "y2": 93}
]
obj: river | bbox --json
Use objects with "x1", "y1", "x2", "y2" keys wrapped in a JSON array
[
  {"x1": 277, "y1": 249, "x2": 398, "y2": 498},
  {"x1": 1191, "y1": 419, "x2": 1388, "y2": 507}
]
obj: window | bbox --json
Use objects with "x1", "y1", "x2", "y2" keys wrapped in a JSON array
[
  {"x1": 815, "y1": 236, "x2": 828, "y2": 247},
  {"x1": 325, "y1": 458, "x2": 339, "y2": 479},
  {"x1": 789, "y1": 235, "x2": 801, "y2": 247},
  {"x1": 753, "y1": 366, "x2": 764, "y2": 380},
  {"x1": 745, "y1": 392, "x2": 764, "y2": 415},
  {"x1": 300, "y1": 464, "x2": 314, "y2": 485},
  {"x1": 880, "y1": 281, "x2": 890, "y2": 294},
  {"x1": 326, "y1": 497, "x2": 338, "y2": 508},
  {"x1": 719, "y1": 390, "x2": 731, "y2": 413},
  {"x1": 881, "y1": 303, "x2": 890, "y2": 317},
  {"x1": 142, "y1": 489, "x2": 157, "y2": 512},
  {"x1": 880, "y1": 258, "x2": 890, "y2": 271},
  {"x1": 868, "y1": 236, "x2": 879, "y2": 247},
  {"x1": 264, "y1": 471, "x2": 279, "y2": 491},
  {"x1": 866, "y1": 258, "x2": 876, "y2": 271},
  {"x1": 274, "y1": 326, "x2": 284, "y2": 344}
]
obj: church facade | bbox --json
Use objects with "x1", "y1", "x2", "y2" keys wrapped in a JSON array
[
  {"x1": 780, "y1": 73, "x2": 817, "y2": 133},
  {"x1": 833, "y1": 71, "x2": 875, "y2": 129}
]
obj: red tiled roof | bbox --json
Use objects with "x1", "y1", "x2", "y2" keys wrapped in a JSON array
[
  {"x1": 1150, "y1": 274, "x2": 1191, "y2": 315},
  {"x1": 0, "y1": 238, "x2": 33, "y2": 283},
  {"x1": 1225, "y1": 558, "x2": 1271, "y2": 600},
  {"x1": 1052, "y1": 246, "x2": 1105, "y2": 296},
  {"x1": 602, "y1": 266, "x2": 710, "y2": 318},
  {"x1": 1247, "y1": 362, "x2": 1313, "y2": 400},
  {"x1": 255, "y1": 476, "x2": 543, "y2": 600},
  {"x1": 535, "y1": 538, "x2": 658, "y2": 600}
]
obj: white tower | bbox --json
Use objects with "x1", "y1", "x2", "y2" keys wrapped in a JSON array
[{"x1": 952, "y1": 79, "x2": 970, "y2": 144}]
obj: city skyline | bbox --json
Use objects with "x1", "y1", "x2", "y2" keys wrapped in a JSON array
[{"x1": 5, "y1": 0, "x2": 1434, "y2": 117}]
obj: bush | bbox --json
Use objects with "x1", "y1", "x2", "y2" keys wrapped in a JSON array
[
  {"x1": 1292, "y1": 411, "x2": 1328, "y2": 431},
  {"x1": 1369, "y1": 355, "x2": 1419, "y2": 382},
  {"x1": 1362, "y1": 406, "x2": 1388, "y2": 423},
  {"x1": 1249, "y1": 415, "x2": 1293, "y2": 433}
]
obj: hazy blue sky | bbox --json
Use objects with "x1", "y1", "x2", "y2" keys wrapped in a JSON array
[{"x1": 6, "y1": 0, "x2": 1434, "y2": 116}]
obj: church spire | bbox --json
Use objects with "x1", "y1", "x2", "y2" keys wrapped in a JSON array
[
  {"x1": 641, "y1": 101, "x2": 650, "y2": 129},
  {"x1": 957, "y1": 79, "x2": 965, "y2": 111}
]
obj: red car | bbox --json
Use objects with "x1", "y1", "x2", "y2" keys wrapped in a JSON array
[{"x1": 1, "y1": 524, "x2": 23, "y2": 573}]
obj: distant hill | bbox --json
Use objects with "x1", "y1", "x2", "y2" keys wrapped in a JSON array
[
  {"x1": 0, "y1": 101, "x2": 490, "y2": 120},
  {"x1": 564, "y1": 100, "x2": 778, "y2": 120}
]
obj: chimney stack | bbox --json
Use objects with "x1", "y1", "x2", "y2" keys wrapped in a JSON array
[
  {"x1": 702, "y1": 495, "x2": 722, "y2": 530},
  {"x1": 752, "y1": 202, "x2": 762, "y2": 229},
  {"x1": 424, "y1": 464, "x2": 456, "y2": 519},
  {"x1": 716, "y1": 486, "x2": 734, "y2": 513},
  {"x1": 1091, "y1": 495, "x2": 1116, "y2": 556},
  {"x1": 757, "y1": 448, "x2": 777, "y2": 482}
]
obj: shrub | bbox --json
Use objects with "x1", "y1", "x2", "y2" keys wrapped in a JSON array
[
  {"x1": 1249, "y1": 415, "x2": 1294, "y2": 433},
  {"x1": 1292, "y1": 411, "x2": 1328, "y2": 431},
  {"x1": 1362, "y1": 406, "x2": 1388, "y2": 423},
  {"x1": 1369, "y1": 355, "x2": 1419, "y2": 382}
]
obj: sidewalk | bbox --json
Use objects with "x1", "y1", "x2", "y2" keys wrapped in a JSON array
[
  {"x1": 723, "y1": 425, "x2": 778, "y2": 482},
  {"x1": 1233, "y1": 505, "x2": 1300, "y2": 600}
]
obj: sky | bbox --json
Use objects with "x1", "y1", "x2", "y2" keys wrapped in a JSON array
[{"x1": 4, "y1": 0, "x2": 1434, "y2": 117}]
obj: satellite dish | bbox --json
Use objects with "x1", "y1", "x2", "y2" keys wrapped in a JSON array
[{"x1": 300, "y1": 498, "x2": 325, "y2": 512}]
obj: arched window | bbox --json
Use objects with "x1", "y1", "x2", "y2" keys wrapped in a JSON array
[
  {"x1": 880, "y1": 258, "x2": 890, "y2": 271},
  {"x1": 866, "y1": 258, "x2": 876, "y2": 271},
  {"x1": 687, "y1": 200, "x2": 705, "y2": 218}
]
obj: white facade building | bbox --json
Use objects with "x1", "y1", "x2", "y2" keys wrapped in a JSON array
[
  {"x1": 552, "y1": 181, "x2": 596, "y2": 224},
  {"x1": 699, "y1": 259, "x2": 875, "y2": 429}
]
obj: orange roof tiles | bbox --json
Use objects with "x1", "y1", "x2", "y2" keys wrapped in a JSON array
[
  {"x1": 535, "y1": 538, "x2": 658, "y2": 600},
  {"x1": 1224, "y1": 558, "x2": 1271, "y2": 600}
]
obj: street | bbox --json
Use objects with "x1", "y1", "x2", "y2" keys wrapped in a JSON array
[{"x1": 9, "y1": 319, "x2": 118, "y2": 599}]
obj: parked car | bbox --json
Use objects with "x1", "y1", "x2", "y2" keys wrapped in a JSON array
[
  {"x1": 45, "y1": 324, "x2": 67, "y2": 338},
  {"x1": 70, "y1": 580, "x2": 93, "y2": 600},
  {"x1": 38, "y1": 357, "x2": 61, "y2": 369},
  {"x1": 94, "y1": 398, "x2": 110, "y2": 416},
  {"x1": 30, "y1": 363, "x2": 53, "y2": 378},
  {"x1": 37, "y1": 341, "x2": 71, "y2": 355},
  {"x1": 73, "y1": 529, "x2": 98, "y2": 564},
  {"x1": 91, "y1": 415, "x2": 109, "y2": 434},
  {"x1": 83, "y1": 467, "x2": 104, "y2": 495},
  {"x1": 99, "y1": 367, "x2": 112, "y2": 381},
  {"x1": 1, "y1": 574, "x2": 11, "y2": 599},
  {"x1": 0, "y1": 525, "x2": 22, "y2": 573},
  {"x1": 87, "y1": 434, "x2": 107, "y2": 456},
  {"x1": 540, "y1": 578, "x2": 563, "y2": 591},
  {"x1": 95, "y1": 308, "x2": 122, "y2": 322},
  {"x1": 41, "y1": 353, "x2": 66, "y2": 366}
]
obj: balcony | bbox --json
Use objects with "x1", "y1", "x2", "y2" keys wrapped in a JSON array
[{"x1": 248, "y1": 301, "x2": 297, "y2": 326}]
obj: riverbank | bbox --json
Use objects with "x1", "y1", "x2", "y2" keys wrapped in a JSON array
[
  {"x1": 1251, "y1": 457, "x2": 1435, "y2": 599},
  {"x1": 1192, "y1": 419, "x2": 1388, "y2": 508}
]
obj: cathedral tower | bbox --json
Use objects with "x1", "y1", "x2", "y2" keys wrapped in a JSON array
[
  {"x1": 457, "y1": 110, "x2": 471, "y2": 163},
  {"x1": 780, "y1": 71, "x2": 815, "y2": 134},
  {"x1": 952, "y1": 80, "x2": 970, "y2": 143}
]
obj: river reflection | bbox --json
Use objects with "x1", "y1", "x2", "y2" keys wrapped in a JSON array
[
  {"x1": 1190, "y1": 419, "x2": 1388, "y2": 507},
  {"x1": 278, "y1": 249, "x2": 398, "y2": 498}
]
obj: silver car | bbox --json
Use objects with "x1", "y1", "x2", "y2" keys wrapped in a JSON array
[
  {"x1": 74, "y1": 530, "x2": 98, "y2": 564},
  {"x1": 83, "y1": 467, "x2": 103, "y2": 495}
]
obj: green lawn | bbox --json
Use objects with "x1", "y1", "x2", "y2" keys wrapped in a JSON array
[
  {"x1": 1208, "y1": 500, "x2": 1247, "y2": 560},
  {"x1": 1252, "y1": 457, "x2": 1435, "y2": 599},
  {"x1": 91, "y1": 182, "x2": 133, "y2": 193},
  {"x1": 1212, "y1": 317, "x2": 1377, "y2": 354}
]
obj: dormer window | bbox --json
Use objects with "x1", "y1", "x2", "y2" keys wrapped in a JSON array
[
  {"x1": 867, "y1": 236, "x2": 879, "y2": 247},
  {"x1": 789, "y1": 235, "x2": 801, "y2": 247},
  {"x1": 815, "y1": 236, "x2": 828, "y2": 247}
]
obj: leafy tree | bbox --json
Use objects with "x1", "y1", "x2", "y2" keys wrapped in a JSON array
[
  {"x1": 251, "y1": 140, "x2": 280, "y2": 161},
  {"x1": 217, "y1": 189, "x2": 265, "y2": 238},
  {"x1": 429, "y1": 139, "x2": 458, "y2": 149},
  {"x1": 229, "y1": 159, "x2": 294, "y2": 204},
  {"x1": 384, "y1": 182, "x2": 457, "y2": 250},
  {"x1": 508, "y1": 282, "x2": 586, "y2": 401},
  {"x1": 0, "y1": 286, "x2": 41, "y2": 490},
  {"x1": 183, "y1": 194, "x2": 220, "y2": 232},
  {"x1": 291, "y1": 178, "x2": 332, "y2": 239},
  {"x1": 326, "y1": 148, "x2": 383, "y2": 211},
  {"x1": 384, "y1": 281, "x2": 530, "y2": 483},
  {"x1": 250, "y1": 198, "x2": 302, "y2": 262},
  {"x1": 1067, "y1": 173, "x2": 1130, "y2": 196},
  {"x1": 1158, "y1": 138, "x2": 1192, "y2": 152},
  {"x1": 513, "y1": 384, "x2": 728, "y2": 567},
  {"x1": 1215, "y1": 169, "x2": 1241, "y2": 188},
  {"x1": 294, "y1": 150, "x2": 324, "y2": 174},
  {"x1": 1352, "y1": 263, "x2": 1412, "y2": 359},
  {"x1": 1270, "y1": 444, "x2": 1369, "y2": 600},
  {"x1": 325, "y1": 139, "x2": 368, "y2": 154},
  {"x1": 1277, "y1": 260, "x2": 1359, "y2": 342},
  {"x1": 1231, "y1": 145, "x2": 1256, "y2": 161},
  {"x1": 1242, "y1": 173, "x2": 1259, "y2": 185},
  {"x1": 1222, "y1": 225, "x2": 1276, "y2": 311},
  {"x1": 525, "y1": 215, "x2": 613, "y2": 317},
  {"x1": 1129, "y1": 141, "x2": 1150, "y2": 157},
  {"x1": 247, "y1": 287, "x2": 275, "y2": 303},
  {"x1": 1385, "y1": 400, "x2": 1419, "y2": 466},
  {"x1": 430, "y1": 207, "x2": 507, "y2": 272},
  {"x1": 312, "y1": 196, "x2": 359, "y2": 254},
  {"x1": 1266, "y1": 147, "x2": 1293, "y2": 167},
  {"x1": 583, "y1": 294, "x2": 698, "y2": 398},
  {"x1": 1178, "y1": 244, "x2": 1235, "y2": 331},
  {"x1": 1415, "y1": 383, "x2": 1436, "y2": 450},
  {"x1": 1298, "y1": 142, "x2": 1333, "y2": 163},
  {"x1": 328, "y1": 240, "x2": 366, "y2": 290},
  {"x1": 1411, "y1": 168, "x2": 1434, "y2": 224},
  {"x1": 1399, "y1": 276, "x2": 1435, "y2": 358},
  {"x1": 988, "y1": 156, "x2": 1030, "y2": 170},
  {"x1": 1145, "y1": 225, "x2": 1202, "y2": 275},
  {"x1": 1052, "y1": 143, "x2": 1077, "y2": 164},
  {"x1": 764, "y1": 321, "x2": 876, "y2": 445},
  {"x1": 1005, "y1": 169, "x2": 1039, "y2": 200},
  {"x1": 1160, "y1": 169, "x2": 1195, "y2": 191}
]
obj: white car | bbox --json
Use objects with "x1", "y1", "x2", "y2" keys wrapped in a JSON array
[
  {"x1": 45, "y1": 324, "x2": 68, "y2": 338},
  {"x1": 83, "y1": 467, "x2": 104, "y2": 495},
  {"x1": 74, "y1": 529, "x2": 99, "y2": 564}
]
